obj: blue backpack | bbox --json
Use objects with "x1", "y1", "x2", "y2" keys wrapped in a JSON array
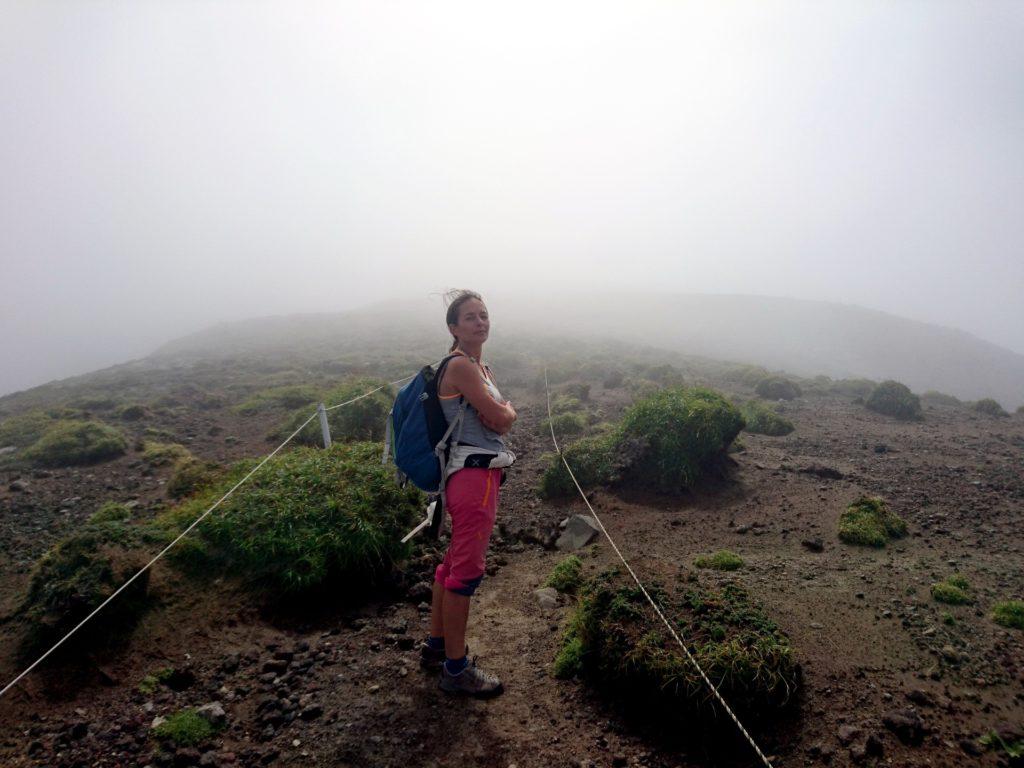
[{"x1": 384, "y1": 354, "x2": 464, "y2": 493}]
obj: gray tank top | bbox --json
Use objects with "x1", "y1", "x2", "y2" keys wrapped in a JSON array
[{"x1": 439, "y1": 357, "x2": 506, "y2": 453}]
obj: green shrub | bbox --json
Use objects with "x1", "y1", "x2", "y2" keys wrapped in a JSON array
[
  {"x1": 921, "y1": 391, "x2": 961, "y2": 407},
  {"x1": 931, "y1": 575, "x2": 972, "y2": 605},
  {"x1": 558, "y1": 382, "x2": 591, "y2": 402},
  {"x1": 155, "y1": 443, "x2": 423, "y2": 596},
  {"x1": 166, "y1": 457, "x2": 221, "y2": 500},
  {"x1": 152, "y1": 709, "x2": 218, "y2": 747},
  {"x1": 838, "y1": 496, "x2": 907, "y2": 547},
  {"x1": 865, "y1": 380, "x2": 922, "y2": 421},
  {"x1": 17, "y1": 522, "x2": 148, "y2": 659},
  {"x1": 723, "y1": 364, "x2": 770, "y2": 388},
  {"x1": 740, "y1": 401, "x2": 794, "y2": 436},
  {"x1": 0, "y1": 411, "x2": 56, "y2": 448},
  {"x1": 992, "y1": 600, "x2": 1024, "y2": 630},
  {"x1": 540, "y1": 387, "x2": 743, "y2": 497},
  {"x1": 694, "y1": 550, "x2": 744, "y2": 571},
  {"x1": 115, "y1": 403, "x2": 149, "y2": 421},
  {"x1": 979, "y1": 730, "x2": 1024, "y2": 760},
  {"x1": 233, "y1": 385, "x2": 320, "y2": 415},
  {"x1": 754, "y1": 377, "x2": 802, "y2": 400},
  {"x1": 541, "y1": 412, "x2": 587, "y2": 438},
  {"x1": 275, "y1": 378, "x2": 392, "y2": 445},
  {"x1": 551, "y1": 394, "x2": 583, "y2": 415},
  {"x1": 973, "y1": 398, "x2": 1009, "y2": 417},
  {"x1": 554, "y1": 571, "x2": 798, "y2": 714},
  {"x1": 89, "y1": 501, "x2": 132, "y2": 524},
  {"x1": 539, "y1": 435, "x2": 618, "y2": 498},
  {"x1": 617, "y1": 387, "x2": 744, "y2": 494},
  {"x1": 830, "y1": 378, "x2": 877, "y2": 398},
  {"x1": 139, "y1": 667, "x2": 174, "y2": 694},
  {"x1": 545, "y1": 555, "x2": 584, "y2": 593},
  {"x1": 142, "y1": 441, "x2": 191, "y2": 467},
  {"x1": 22, "y1": 420, "x2": 127, "y2": 467},
  {"x1": 603, "y1": 370, "x2": 625, "y2": 389}
]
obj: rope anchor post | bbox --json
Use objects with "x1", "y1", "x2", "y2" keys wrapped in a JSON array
[{"x1": 317, "y1": 402, "x2": 332, "y2": 448}]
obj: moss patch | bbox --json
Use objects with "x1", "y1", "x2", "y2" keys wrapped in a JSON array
[
  {"x1": 838, "y1": 496, "x2": 907, "y2": 547},
  {"x1": 152, "y1": 709, "x2": 218, "y2": 747},
  {"x1": 694, "y1": 550, "x2": 744, "y2": 571}
]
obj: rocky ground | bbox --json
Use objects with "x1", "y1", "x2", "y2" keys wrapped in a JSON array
[{"x1": 0, "y1": 363, "x2": 1022, "y2": 768}]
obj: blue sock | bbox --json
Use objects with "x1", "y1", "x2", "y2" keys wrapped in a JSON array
[
  {"x1": 427, "y1": 635, "x2": 445, "y2": 651},
  {"x1": 444, "y1": 655, "x2": 468, "y2": 675}
]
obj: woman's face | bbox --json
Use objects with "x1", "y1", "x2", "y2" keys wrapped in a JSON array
[{"x1": 450, "y1": 298, "x2": 490, "y2": 346}]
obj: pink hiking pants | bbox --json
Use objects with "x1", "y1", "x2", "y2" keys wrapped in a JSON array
[{"x1": 434, "y1": 467, "x2": 502, "y2": 596}]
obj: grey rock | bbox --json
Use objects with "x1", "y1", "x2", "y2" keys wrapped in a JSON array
[
  {"x1": 195, "y1": 702, "x2": 227, "y2": 727},
  {"x1": 534, "y1": 587, "x2": 559, "y2": 609},
  {"x1": 837, "y1": 725, "x2": 862, "y2": 745},
  {"x1": 556, "y1": 515, "x2": 600, "y2": 550}
]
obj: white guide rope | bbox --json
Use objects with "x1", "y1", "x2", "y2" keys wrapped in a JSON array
[{"x1": 542, "y1": 365, "x2": 776, "y2": 768}]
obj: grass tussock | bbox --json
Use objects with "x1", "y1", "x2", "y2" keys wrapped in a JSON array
[
  {"x1": 233, "y1": 385, "x2": 320, "y2": 415},
  {"x1": 89, "y1": 501, "x2": 133, "y2": 524},
  {"x1": 931, "y1": 574, "x2": 973, "y2": 605},
  {"x1": 972, "y1": 398, "x2": 1009, "y2": 418},
  {"x1": 22, "y1": 420, "x2": 127, "y2": 467},
  {"x1": 166, "y1": 456, "x2": 221, "y2": 500},
  {"x1": 274, "y1": 377, "x2": 392, "y2": 445},
  {"x1": 544, "y1": 555, "x2": 584, "y2": 593},
  {"x1": 838, "y1": 496, "x2": 907, "y2": 547},
  {"x1": 16, "y1": 521, "x2": 148, "y2": 660},
  {"x1": 740, "y1": 400, "x2": 794, "y2": 436},
  {"x1": 0, "y1": 411, "x2": 57, "y2": 448},
  {"x1": 553, "y1": 571, "x2": 799, "y2": 717},
  {"x1": 694, "y1": 550, "x2": 744, "y2": 571},
  {"x1": 921, "y1": 391, "x2": 962, "y2": 407},
  {"x1": 865, "y1": 380, "x2": 922, "y2": 421},
  {"x1": 153, "y1": 443, "x2": 423, "y2": 597},
  {"x1": 141, "y1": 441, "x2": 191, "y2": 467},
  {"x1": 754, "y1": 377, "x2": 802, "y2": 401},
  {"x1": 992, "y1": 600, "x2": 1024, "y2": 630},
  {"x1": 540, "y1": 387, "x2": 743, "y2": 497},
  {"x1": 541, "y1": 412, "x2": 588, "y2": 438}
]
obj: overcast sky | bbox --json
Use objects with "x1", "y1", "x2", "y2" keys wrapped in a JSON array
[{"x1": 2, "y1": 1, "x2": 1022, "y2": 396}]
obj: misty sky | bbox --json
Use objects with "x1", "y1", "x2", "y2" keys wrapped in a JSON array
[{"x1": 2, "y1": 2, "x2": 1022, "y2": 396}]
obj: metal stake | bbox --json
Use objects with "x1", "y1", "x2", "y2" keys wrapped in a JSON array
[{"x1": 317, "y1": 402, "x2": 332, "y2": 448}]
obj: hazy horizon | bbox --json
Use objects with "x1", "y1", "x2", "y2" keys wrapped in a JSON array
[{"x1": 3, "y1": 2, "x2": 1022, "y2": 396}]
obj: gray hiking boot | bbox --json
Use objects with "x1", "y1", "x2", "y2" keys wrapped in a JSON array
[{"x1": 438, "y1": 657, "x2": 504, "y2": 698}]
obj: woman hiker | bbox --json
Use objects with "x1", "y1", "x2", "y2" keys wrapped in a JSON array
[{"x1": 418, "y1": 289, "x2": 517, "y2": 697}]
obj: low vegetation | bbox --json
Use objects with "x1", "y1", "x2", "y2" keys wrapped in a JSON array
[
  {"x1": 275, "y1": 378, "x2": 392, "y2": 445},
  {"x1": 754, "y1": 376, "x2": 802, "y2": 401},
  {"x1": 155, "y1": 443, "x2": 423, "y2": 598},
  {"x1": 972, "y1": 398, "x2": 1009, "y2": 417},
  {"x1": 540, "y1": 387, "x2": 744, "y2": 497},
  {"x1": 544, "y1": 555, "x2": 584, "y2": 593},
  {"x1": 0, "y1": 410, "x2": 57, "y2": 448},
  {"x1": 22, "y1": 420, "x2": 127, "y2": 467},
  {"x1": 921, "y1": 390, "x2": 962, "y2": 407},
  {"x1": 16, "y1": 520, "x2": 148, "y2": 659},
  {"x1": 166, "y1": 456, "x2": 221, "y2": 500},
  {"x1": 694, "y1": 550, "x2": 744, "y2": 571},
  {"x1": 740, "y1": 400, "x2": 794, "y2": 436},
  {"x1": 541, "y1": 412, "x2": 587, "y2": 438},
  {"x1": 930, "y1": 574, "x2": 972, "y2": 605},
  {"x1": 553, "y1": 571, "x2": 799, "y2": 719},
  {"x1": 865, "y1": 380, "x2": 922, "y2": 421},
  {"x1": 152, "y1": 709, "x2": 219, "y2": 747},
  {"x1": 992, "y1": 600, "x2": 1024, "y2": 630},
  {"x1": 233, "y1": 385, "x2": 320, "y2": 415},
  {"x1": 141, "y1": 441, "x2": 191, "y2": 467},
  {"x1": 838, "y1": 496, "x2": 907, "y2": 547},
  {"x1": 89, "y1": 501, "x2": 133, "y2": 524}
]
